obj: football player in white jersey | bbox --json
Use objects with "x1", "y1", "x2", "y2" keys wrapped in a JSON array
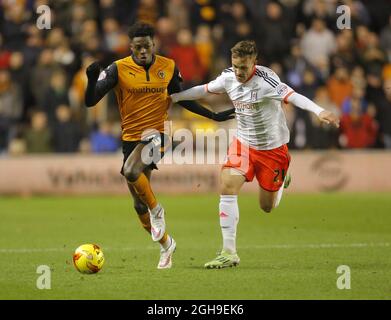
[{"x1": 170, "y1": 40, "x2": 340, "y2": 269}]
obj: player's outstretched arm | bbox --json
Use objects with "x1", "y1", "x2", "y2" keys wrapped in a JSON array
[
  {"x1": 176, "y1": 99, "x2": 235, "y2": 122},
  {"x1": 170, "y1": 85, "x2": 206, "y2": 103},
  {"x1": 85, "y1": 62, "x2": 118, "y2": 107},
  {"x1": 287, "y1": 92, "x2": 340, "y2": 128},
  {"x1": 168, "y1": 74, "x2": 235, "y2": 122}
]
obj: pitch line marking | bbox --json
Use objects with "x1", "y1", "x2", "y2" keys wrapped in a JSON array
[{"x1": 0, "y1": 242, "x2": 390, "y2": 253}]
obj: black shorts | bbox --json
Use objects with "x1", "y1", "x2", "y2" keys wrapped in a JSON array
[{"x1": 120, "y1": 133, "x2": 171, "y2": 175}]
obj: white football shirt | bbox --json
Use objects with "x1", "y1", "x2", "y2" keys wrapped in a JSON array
[{"x1": 206, "y1": 65, "x2": 294, "y2": 150}]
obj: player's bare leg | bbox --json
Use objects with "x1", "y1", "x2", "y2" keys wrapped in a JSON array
[
  {"x1": 123, "y1": 143, "x2": 165, "y2": 242},
  {"x1": 123, "y1": 143, "x2": 175, "y2": 268},
  {"x1": 126, "y1": 169, "x2": 169, "y2": 244},
  {"x1": 258, "y1": 188, "x2": 279, "y2": 213},
  {"x1": 258, "y1": 172, "x2": 291, "y2": 213},
  {"x1": 205, "y1": 168, "x2": 245, "y2": 269},
  {"x1": 126, "y1": 172, "x2": 175, "y2": 269}
]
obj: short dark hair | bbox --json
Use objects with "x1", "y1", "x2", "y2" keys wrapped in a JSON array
[
  {"x1": 128, "y1": 22, "x2": 155, "y2": 39},
  {"x1": 231, "y1": 40, "x2": 258, "y2": 58}
]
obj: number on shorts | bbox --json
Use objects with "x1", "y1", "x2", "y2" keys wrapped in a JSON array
[{"x1": 273, "y1": 169, "x2": 286, "y2": 183}]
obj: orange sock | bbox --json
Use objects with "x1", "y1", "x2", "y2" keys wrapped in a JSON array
[
  {"x1": 129, "y1": 173, "x2": 158, "y2": 210},
  {"x1": 137, "y1": 212, "x2": 168, "y2": 245}
]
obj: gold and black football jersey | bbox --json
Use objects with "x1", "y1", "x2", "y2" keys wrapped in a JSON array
[
  {"x1": 114, "y1": 55, "x2": 176, "y2": 141},
  {"x1": 90, "y1": 54, "x2": 182, "y2": 141}
]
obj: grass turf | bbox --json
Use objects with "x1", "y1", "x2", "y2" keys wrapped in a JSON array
[{"x1": 0, "y1": 193, "x2": 391, "y2": 300}]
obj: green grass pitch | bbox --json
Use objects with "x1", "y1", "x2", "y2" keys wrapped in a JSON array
[{"x1": 1, "y1": 193, "x2": 391, "y2": 300}]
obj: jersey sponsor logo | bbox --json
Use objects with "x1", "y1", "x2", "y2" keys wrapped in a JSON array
[
  {"x1": 157, "y1": 70, "x2": 165, "y2": 79},
  {"x1": 232, "y1": 100, "x2": 261, "y2": 111},
  {"x1": 97, "y1": 70, "x2": 107, "y2": 81},
  {"x1": 127, "y1": 86, "x2": 166, "y2": 94}
]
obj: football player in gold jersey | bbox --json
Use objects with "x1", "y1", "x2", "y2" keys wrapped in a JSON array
[{"x1": 85, "y1": 22, "x2": 234, "y2": 269}]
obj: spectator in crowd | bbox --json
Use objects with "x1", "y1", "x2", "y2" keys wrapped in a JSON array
[
  {"x1": 9, "y1": 50, "x2": 33, "y2": 111},
  {"x1": 0, "y1": 34, "x2": 12, "y2": 69},
  {"x1": 300, "y1": 18, "x2": 336, "y2": 69},
  {"x1": 98, "y1": 0, "x2": 117, "y2": 21},
  {"x1": 301, "y1": 0, "x2": 336, "y2": 29},
  {"x1": 219, "y1": 1, "x2": 254, "y2": 62},
  {"x1": 53, "y1": 105, "x2": 81, "y2": 153},
  {"x1": 23, "y1": 25, "x2": 43, "y2": 70},
  {"x1": 342, "y1": 0, "x2": 371, "y2": 28},
  {"x1": 365, "y1": 67, "x2": 383, "y2": 107},
  {"x1": 194, "y1": 24, "x2": 214, "y2": 80},
  {"x1": 340, "y1": 98, "x2": 378, "y2": 149},
  {"x1": 300, "y1": 68, "x2": 320, "y2": 100},
  {"x1": 342, "y1": 86, "x2": 368, "y2": 114},
  {"x1": 380, "y1": 14, "x2": 391, "y2": 61},
  {"x1": 189, "y1": 0, "x2": 218, "y2": 33},
  {"x1": 327, "y1": 65, "x2": 353, "y2": 108},
  {"x1": 284, "y1": 42, "x2": 312, "y2": 90},
  {"x1": 360, "y1": 32, "x2": 386, "y2": 67},
  {"x1": 1, "y1": 3, "x2": 29, "y2": 51},
  {"x1": 351, "y1": 65, "x2": 367, "y2": 89},
  {"x1": 30, "y1": 49, "x2": 57, "y2": 108},
  {"x1": 102, "y1": 18, "x2": 121, "y2": 52},
  {"x1": 375, "y1": 78, "x2": 391, "y2": 148},
  {"x1": 42, "y1": 70, "x2": 70, "y2": 129},
  {"x1": 90, "y1": 121, "x2": 119, "y2": 153},
  {"x1": 330, "y1": 30, "x2": 357, "y2": 71},
  {"x1": 167, "y1": 0, "x2": 190, "y2": 32},
  {"x1": 0, "y1": 69, "x2": 23, "y2": 152},
  {"x1": 307, "y1": 86, "x2": 340, "y2": 149},
  {"x1": 69, "y1": 2, "x2": 94, "y2": 37},
  {"x1": 136, "y1": 0, "x2": 163, "y2": 26},
  {"x1": 24, "y1": 111, "x2": 52, "y2": 153},
  {"x1": 256, "y1": 1, "x2": 291, "y2": 64},
  {"x1": 154, "y1": 16, "x2": 177, "y2": 56},
  {"x1": 169, "y1": 28, "x2": 205, "y2": 88},
  {"x1": 7, "y1": 130, "x2": 26, "y2": 156}
]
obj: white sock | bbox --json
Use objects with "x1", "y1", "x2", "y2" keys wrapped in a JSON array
[
  {"x1": 160, "y1": 235, "x2": 171, "y2": 251},
  {"x1": 219, "y1": 195, "x2": 239, "y2": 254},
  {"x1": 274, "y1": 182, "x2": 284, "y2": 208}
]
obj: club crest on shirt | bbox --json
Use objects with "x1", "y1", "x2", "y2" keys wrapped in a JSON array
[
  {"x1": 157, "y1": 70, "x2": 165, "y2": 79},
  {"x1": 251, "y1": 91, "x2": 258, "y2": 102}
]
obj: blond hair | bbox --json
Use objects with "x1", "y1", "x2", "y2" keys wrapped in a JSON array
[{"x1": 231, "y1": 40, "x2": 257, "y2": 58}]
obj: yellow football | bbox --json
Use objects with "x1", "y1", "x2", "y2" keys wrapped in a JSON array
[{"x1": 73, "y1": 244, "x2": 104, "y2": 274}]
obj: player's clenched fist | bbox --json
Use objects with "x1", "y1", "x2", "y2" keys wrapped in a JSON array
[
  {"x1": 318, "y1": 110, "x2": 340, "y2": 128},
  {"x1": 86, "y1": 62, "x2": 101, "y2": 81},
  {"x1": 212, "y1": 108, "x2": 236, "y2": 122}
]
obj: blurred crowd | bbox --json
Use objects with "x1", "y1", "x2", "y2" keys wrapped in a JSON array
[{"x1": 0, "y1": 0, "x2": 391, "y2": 155}]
